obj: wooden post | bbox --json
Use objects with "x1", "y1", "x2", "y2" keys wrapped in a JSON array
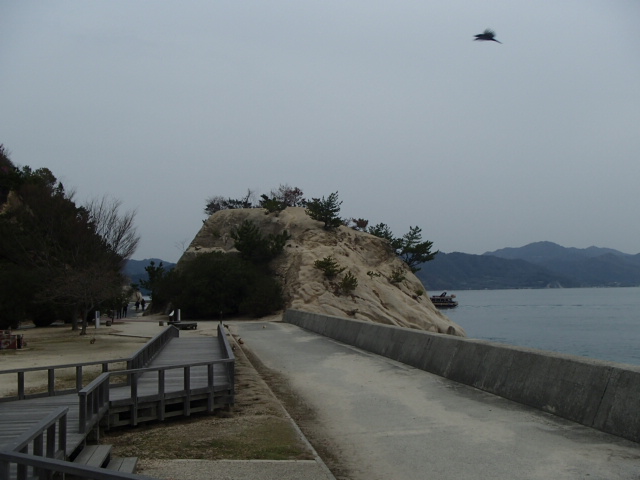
[
  {"x1": 0, "y1": 459, "x2": 10, "y2": 480},
  {"x1": 130, "y1": 373, "x2": 138, "y2": 426},
  {"x1": 79, "y1": 393, "x2": 87, "y2": 433},
  {"x1": 60, "y1": 413, "x2": 67, "y2": 455},
  {"x1": 76, "y1": 366, "x2": 83, "y2": 392},
  {"x1": 207, "y1": 364, "x2": 214, "y2": 413},
  {"x1": 46, "y1": 423, "x2": 56, "y2": 458},
  {"x1": 158, "y1": 369, "x2": 165, "y2": 421},
  {"x1": 48, "y1": 369, "x2": 55, "y2": 396},
  {"x1": 18, "y1": 371, "x2": 25, "y2": 399},
  {"x1": 183, "y1": 366, "x2": 191, "y2": 417}
]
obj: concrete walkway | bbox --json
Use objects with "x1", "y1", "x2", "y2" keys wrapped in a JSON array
[{"x1": 232, "y1": 320, "x2": 640, "y2": 480}]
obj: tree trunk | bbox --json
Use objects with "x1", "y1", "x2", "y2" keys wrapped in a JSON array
[
  {"x1": 70, "y1": 306, "x2": 79, "y2": 331},
  {"x1": 80, "y1": 308, "x2": 89, "y2": 335}
]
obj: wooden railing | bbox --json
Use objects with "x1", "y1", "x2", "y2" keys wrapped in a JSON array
[
  {"x1": 217, "y1": 322, "x2": 235, "y2": 399},
  {"x1": 0, "y1": 326, "x2": 178, "y2": 402},
  {"x1": 0, "y1": 406, "x2": 67, "y2": 480},
  {"x1": 0, "y1": 324, "x2": 236, "y2": 478},
  {"x1": 0, "y1": 450, "x2": 156, "y2": 480},
  {"x1": 0, "y1": 359, "x2": 124, "y2": 402},
  {"x1": 78, "y1": 373, "x2": 111, "y2": 434},
  {"x1": 126, "y1": 325, "x2": 179, "y2": 370},
  {"x1": 107, "y1": 356, "x2": 234, "y2": 426}
]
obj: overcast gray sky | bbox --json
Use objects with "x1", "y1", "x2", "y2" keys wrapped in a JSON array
[{"x1": 2, "y1": 1, "x2": 639, "y2": 262}]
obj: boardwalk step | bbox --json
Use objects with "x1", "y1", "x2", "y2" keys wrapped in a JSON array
[
  {"x1": 72, "y1": 444, "x2": 112, "y2": 468},
  {"x1": 107, "y1": 456, "x2": 138, "y2": 473}
]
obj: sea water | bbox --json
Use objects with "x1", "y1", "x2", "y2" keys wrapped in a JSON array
[{"x1": 443, "y1": 287, "x2": 640, "y2": 366}]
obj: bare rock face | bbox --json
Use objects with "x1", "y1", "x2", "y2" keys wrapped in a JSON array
[{"x1": 181, "y1": 207, "x2": 465, "y2": 336}]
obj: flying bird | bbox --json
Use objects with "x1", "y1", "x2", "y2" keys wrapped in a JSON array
[{"x1": 474, "y1": 28, "x2": 502, "y2": 44}]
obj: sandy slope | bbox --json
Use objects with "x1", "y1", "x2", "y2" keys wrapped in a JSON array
[{"x1": 183, "y1": 207, "x2": 465, "y2": 336}]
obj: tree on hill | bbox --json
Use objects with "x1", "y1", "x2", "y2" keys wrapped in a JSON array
[
  {"x1": 204, "y1": 189, "x2": 255, "y2": 215},
  {"x1": 269, "y1": 184, "x2": 306, "y2": 207},
  {"x1": 259, "y1": 194, "x2": 286, "y2": 214},
  {"x1": 368, "y1": 223, "x2": 395, "y2": 243},
  {"x1": 394, "y1": 226, "x2": 438, "y2": 273},
  {"x1": 305, "y1": 191, "x2": 343, "y2": 230},
  {"x1": 204, "y1": 185, "x2": 306, "y2": 216},
  {"x1": 231, "y1": 220, "x2": 290, "y2": 264},
  {"x1": 368, "y1": 223, "x2": 438, "y2": 273}
]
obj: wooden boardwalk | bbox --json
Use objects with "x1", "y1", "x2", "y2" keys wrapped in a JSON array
[{"x1": 0, "y1": 335, "x2": 232, "y2": 458}]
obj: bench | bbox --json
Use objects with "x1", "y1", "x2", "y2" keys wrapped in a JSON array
[{"x1": 168, "y1": 321, "x2": 197, "y2": 330}]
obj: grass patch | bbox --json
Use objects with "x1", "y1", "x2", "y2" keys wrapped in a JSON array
[{"x1": 200, "y1": 419, "x2": 307, "y2": 460}]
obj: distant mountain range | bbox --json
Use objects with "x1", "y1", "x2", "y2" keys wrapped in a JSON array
[
  {"x1": 416, "y1": 241, "x2": 640, "y2": 290},
  {"x1": 124, "y1": 258, "x2": 176, "y2": 293}
]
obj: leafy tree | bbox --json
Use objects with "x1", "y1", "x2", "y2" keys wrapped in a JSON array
[
  {"x1": 0, "y1": 144, "x2": 19, "y2": 205},
  {"x1": 139, "y1": 260, "x2": 166, "y2": 304},
  {"x1": 338, "y1": 271, "x2": 358, "y2": 294},
  {"x1": 41, "y1": 197, "x2": 138, "y2": 334},
  {"x1": 305, "y1": 191, "x2": 343, "y2": 230},
  {"x1": 368, "y1": 223, "x2": 438, "y2": 273},
  {"x1": 269, "y1": 184, "x2": 306, "y2": 207},
  {"x1": 160, "y1": 219, "x2": 290, "y2": 318},
  {"x1": 165, "y1": 252, "x2": 282, "y2": 318},
  {"x1": 204, "y1": 189, "x2": 255, "y2": 215},
  {"x1": 259, "y1": 194, "x2": 286, "y2": 214},
  {"x1": 368, "y1": 223, "x2": 395, "y2": 243},
  {"x1": 239, "y1": 274, "x2": 283, "y2": 317},
  {"x1": 395, "y1": 226, "x2": 438, "y2": 273},
  {"x1": 0, "y1": 264, "x2": 40, "y2": 328},
  {"x1": 0, "y1": 156, "x2": 139, "y2": 333},
  {"x1": 231, "y1": 220, "x2": 290, "y2": 264},
  {"x1": 390, "y1": 267, "x2": 406, "y2": 283},
  {"x1": 314, "y1": 256, "x2": 346, "y2": 279}
]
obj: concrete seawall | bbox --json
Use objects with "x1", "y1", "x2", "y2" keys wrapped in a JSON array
[{"x1": 284, "y1": 309, "x2": 640, "y2": 444}]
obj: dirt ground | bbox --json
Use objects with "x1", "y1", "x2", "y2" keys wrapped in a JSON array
[{"x1": 0, "y1": 315, "x2": 320, "y2": 472}]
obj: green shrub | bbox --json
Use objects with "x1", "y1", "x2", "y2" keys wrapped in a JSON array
[
  {"x1": 259, "y1": 194, "x2": 286, "y2": 215},
  {"x1": 368, "y1": 224, "x2": 438, "y2": 273},
  {"x1": 338, "y1": 271, "x2": 358, "y2": 294},
  {"x1": 239, "y1": 275, "x2": 283, "y2": 317},
  {"x1": 390, "y1": 267, "x2": 406, "y2": 284},
  {"x1": 231, "y1": 220, "x2": 290, "y2": 264},
  {"x1": 163, "y1": 252, "x2": 282, "y2": 318},
  {"x1": 305, "y1": 192, "x2": 343, "y2": 230},
  {"x1": 314, "y1": 256, "x2": 346, "y2": 279}
]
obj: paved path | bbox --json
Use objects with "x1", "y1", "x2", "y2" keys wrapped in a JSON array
[{"x1": 232, "y1": 320, "x2": 640, "y2": 480}]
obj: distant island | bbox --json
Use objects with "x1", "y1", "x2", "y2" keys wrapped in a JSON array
[{"x1": 415, "y1": 241, "x2": 640, "y2": 290}]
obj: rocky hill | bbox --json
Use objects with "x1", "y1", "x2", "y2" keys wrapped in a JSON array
[{"x1": 180, "y1": 207, "x2": 464, "y2": 336}]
